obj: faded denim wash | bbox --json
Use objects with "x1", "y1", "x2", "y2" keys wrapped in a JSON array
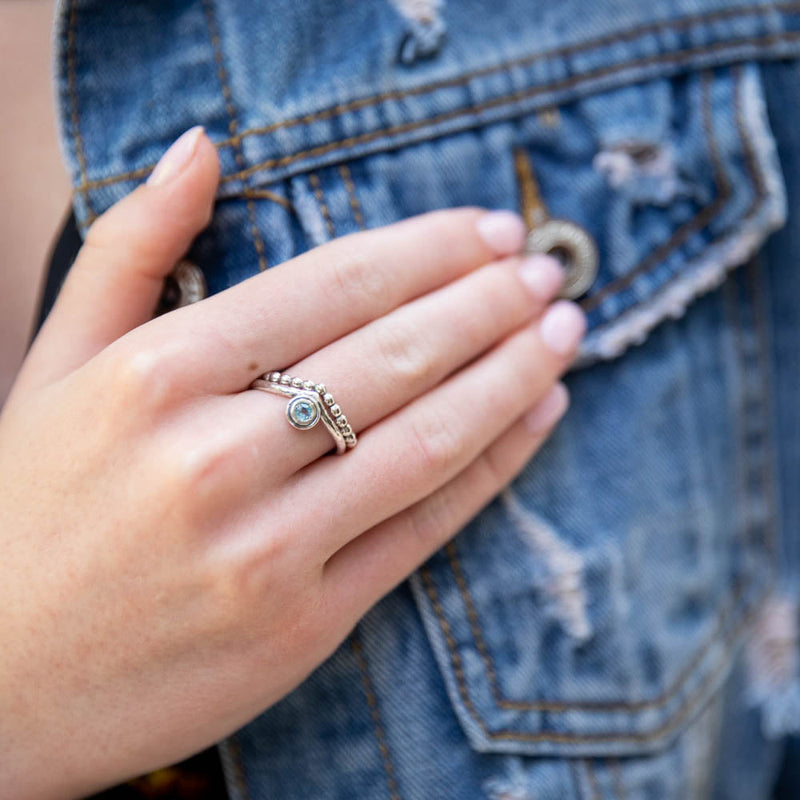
[{"x1": 55, "y1": 1, "x2": 800, "y2": 797}]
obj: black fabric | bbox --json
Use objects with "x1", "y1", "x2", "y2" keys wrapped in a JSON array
[{"x1": 34, "y1": 209, "x2": 83, "y2": 335}]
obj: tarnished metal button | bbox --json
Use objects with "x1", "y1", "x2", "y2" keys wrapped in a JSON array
[
  {"x1": 155, "y1": 259, "x2": 207, "y2": 316},
  {"x1": 525, "y1": 219, "x2": 599, "y2": 300}
]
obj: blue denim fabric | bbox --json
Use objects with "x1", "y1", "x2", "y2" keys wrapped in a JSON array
[{"x1": 55, "y1": 1, "x2": 800, "y2": 797}]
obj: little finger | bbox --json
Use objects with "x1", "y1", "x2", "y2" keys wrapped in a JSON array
[
  {"x1": 323, "y1": 383, "x2": 570, "y2": 621},
  {"x1": 281, "y1": 300, "x2": 586, "y2": 559}
]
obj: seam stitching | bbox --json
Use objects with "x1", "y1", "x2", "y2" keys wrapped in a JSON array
[
  {"x1": 76, "y1": 27, "x2": 800, "y2": 195},
  {"x1": 179, "y1": 2, "x2": 800, "y2": 149},
  {"x1": 225, "y1": 2, "x2": 800, "y2": 146},
  {"x1": 339, "y1": 164, "x2": 367, "y2": 229},
  {"x1": 581, "y1": 68, "x2": 730, "y2": 312},
  {"x1": 66, "y1": 0, "x2": 95, "y2": 224},
  {"x1": 609, "y1": 759, "x2": 628, "y2": 800},
  {"x1": 420, "y1": 561, "x2": 766, "y2": 744},
  {"x1": 201, "y1": 0, "x2": 269, "y2": 271},
  {"x1": 434, "y1": 69, "x2": 737, "y2": 715},
  {"x1": 308, "y1": 172, "x2": 336, "y2": 238},
  {"x1": 416, "y1": 63, "x2": 777, "y2": 740},
  {"x1": 215, "y1": 32, "x2": 800, "y2": 185},
  {"x1": 579, "y1": 62, "x2": 774, "y2": 339},
  {"x1": 351, "y1": 632, "x2": 403, "y2": 800},
  {"x1": 239, "y1": 188, "x2": 295, "y2": 211}
]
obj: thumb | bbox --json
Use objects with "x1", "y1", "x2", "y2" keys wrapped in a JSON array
[{"x1": 20, "y1": 126, "x2": 219, "y2": 390}]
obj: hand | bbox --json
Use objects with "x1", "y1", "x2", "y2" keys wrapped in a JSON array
[{"x1": 0, "y1": 127, "x2": 585, "y2": 798}]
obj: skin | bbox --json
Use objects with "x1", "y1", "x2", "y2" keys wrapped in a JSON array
[{"x1": 0, "y1": 129, "x2": 586, "y2": 797}]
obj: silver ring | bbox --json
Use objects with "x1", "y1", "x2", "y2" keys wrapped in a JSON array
[{"x1": 250, "y1": 371, "x2": 357, "y2": 455}]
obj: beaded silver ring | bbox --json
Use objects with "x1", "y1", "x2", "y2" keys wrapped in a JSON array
[{"x1": 250, "y1": 371, "x2": 357, "y2": 455}]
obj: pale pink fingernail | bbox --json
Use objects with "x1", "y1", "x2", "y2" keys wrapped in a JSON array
[
  {"x1": 147, "y1": 126, "x2": 205, "y2": 187},
  {"x1": 518, "y1": 253, "x2": 564, "y2": 300},
  {"x1": 476, "y1": 210, "x2": 527, "y2": 254},
  {"x1": 525, "y1": 383, "x2": 569, "y2": 434},
  {"x1": 539, "y1": 300, "x2": 587, "y2": 356}
]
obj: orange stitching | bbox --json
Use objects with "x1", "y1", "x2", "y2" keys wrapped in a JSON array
[
  {"x1": 419, "y1": 63, "x2": 778, "y2": 735},
  {"x1": 444, "y1": 540, "x2": 506, "y2": 706},
  {"x1": 581, "y1": 69, "x2": 729, "y2": 312},
  {"x1": 75, "y1": 28, "x2": 800, "y2": 194},
  {"x1": 421, "y1": 562, "x2": 767, "y2": 744},
  {"x1": 74, "y1": 24, "x2": 800, "y2": 199},
  {"x1": 224, "y1": 736, "x2": 251, "y2": 800},
  {"x1": 211, "y1": 33, "x2": 800, "y2": 187},
  {"x1": 580, "y1": 60, "x2": 769, "y2": 338},
  {"x1": 245, "y1": 198, "x2": 269, "y2": 271},
  {"x1": 339, "y1": 164, "x2": 367, "y2": 230},
  {"x1": 214, "y1": 1, "x2": 800, "y2": 148},
  {"x1": 585, "y1": 760, "x2": 602, "y2": 800},
  {"x1": 82, "y1": 164, "x2": 154, "y2": 190},
  {"x1": 201, "y1": 0, "x2": 269, "y2": 271},
  {"x1": 308, "y1": 172, "x2": 336, "y2": 238},
  {"x1": 239, "y1": 188, "x2": 295, "y2": 212},
  {"x1": 445, "y1": 533, "x2": 746, "y2": 712},
  {"x1": 66, "y1": 0, "x2": 95, "y2": 222},
  {"x1": 609, "y1": 759, "x2": 628, "y2": 800},
  {"x1": 435, "y1": 70, "x2": 745, "y2": 714},
  {"x1": 351, "y1": 632, "x2": 402, "y2": 800}
]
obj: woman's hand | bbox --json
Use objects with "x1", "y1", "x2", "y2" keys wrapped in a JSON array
[{"x1": 0, "y1": 127, "x2": 585, "y2": 798}]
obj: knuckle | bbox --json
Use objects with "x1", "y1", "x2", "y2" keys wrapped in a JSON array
[
  {"x1": 162, "y1": 438, "x2": 236, "y2": 500},
  {"x1": 374, "y1": 319, "x2": 435, "y2": 386},
  {"x1": 408, "y1": 412, "x2": 463, "y2": 477},
  {"x1": 328, "y1": 248, "x2": 389, "y2": 311},
  {"x1": 406, "y1": 486, "x2": 458, "y2": 553},
  {"x1": 108, "y1": 346, "x2": 175, "y2": 407},
  {"x1": 476, "y1": 442, "x2": 513, "y2": 490},
  {"x1": 81, "y1": 215, "x2": 112, "y2": 256},
  {"x1": 204, "y1": 537, "x2": 324, "y2": 647}
]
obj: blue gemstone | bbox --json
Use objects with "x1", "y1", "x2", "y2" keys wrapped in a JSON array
[{"x1": 295, "y1": 401, "x2": 314, "y2": 422}]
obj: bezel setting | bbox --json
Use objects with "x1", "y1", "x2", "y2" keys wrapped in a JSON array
[{"x1": 286, "y1": 393, "x2": 321, "y2": 430}]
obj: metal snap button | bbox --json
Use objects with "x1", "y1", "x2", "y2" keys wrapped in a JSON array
[
  {"x1": 155, "y1": 259, "x2": 207, "y2": 316},
  {"x1": 524, "y1": 219, "x2": 599, "y2": 300}
]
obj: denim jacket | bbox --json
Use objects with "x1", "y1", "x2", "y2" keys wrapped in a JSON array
[{"x1": 55, "y1": 1, "x2": 800, "y2": 797}]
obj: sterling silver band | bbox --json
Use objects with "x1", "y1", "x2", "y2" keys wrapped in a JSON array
[{"x1": 250, "y1": 371, "x2": 357, "y2": 454}]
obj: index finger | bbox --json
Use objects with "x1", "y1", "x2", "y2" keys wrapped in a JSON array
[{"x1": 137, "y1": 207, "x2": 526, "y2": 395}]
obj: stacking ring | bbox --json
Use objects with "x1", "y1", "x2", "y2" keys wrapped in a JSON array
[{"x1": 250, "y1": 371, "x2": 357, "y2": 455}]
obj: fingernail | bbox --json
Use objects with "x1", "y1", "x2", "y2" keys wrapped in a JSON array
[
  {"x1": 518, "y1": 253, "x2": 564, "y2": 300},
  {"x1": 147, "y1": 126, "x2": 205, "y2": 187},
  {"x1": 539, "y1": 300, "x2": 587, "y2": 356},
  {"x1": 525, "y1": 383, "x2": 569, "y2": 434},
  {"x1": 476, "y1": 210, "x2": 527, "y2": 254}
]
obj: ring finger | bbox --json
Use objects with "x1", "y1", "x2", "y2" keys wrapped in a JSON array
[
  {"x1": 276, "y1": 300, "x2": 586, "y2": 559},
  {"x1": 227, "y1": 251, "x2": 565, "y2": 480}
]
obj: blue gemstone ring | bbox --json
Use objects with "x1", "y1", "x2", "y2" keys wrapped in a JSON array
[
  {"x1": 249, "y1": 371, "x2": 357, "y2": 455},
  {"x1": 286, "y1": 394, "x2": 321, "y2": 430}
]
